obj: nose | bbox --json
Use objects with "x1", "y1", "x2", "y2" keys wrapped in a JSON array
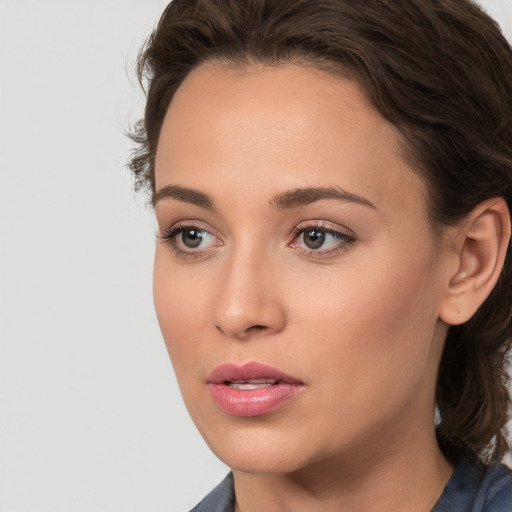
[{"x1": 212, "y1": 249, "x2": 287, "y2": 340}]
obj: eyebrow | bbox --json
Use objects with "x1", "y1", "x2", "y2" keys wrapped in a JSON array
[
  {"x1": 154, "y1": 184, "x2": 215, "y2": 209},
  {"x1": 154, "y1": 184, "x2": 376, "y2": 211},
  {"x1": 269, "y1": 187, "x2": 376, "y2": 210}
]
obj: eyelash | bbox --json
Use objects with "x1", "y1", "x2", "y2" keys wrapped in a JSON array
[{"x1": 159, "y1": 221, "x2": 356, "y2": 259}]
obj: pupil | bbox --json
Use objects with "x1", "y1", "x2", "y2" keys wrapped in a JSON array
[
  {"x1": 182, "y1": 229, "x2": 203, "y2": 248},
  {"x1": 304, "y1": 230, "x2": 325, "y2": 249}
]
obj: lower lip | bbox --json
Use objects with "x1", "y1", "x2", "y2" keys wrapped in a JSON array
[{"x1": 209, "y1": 382, "x2": 303, "y2": 416}]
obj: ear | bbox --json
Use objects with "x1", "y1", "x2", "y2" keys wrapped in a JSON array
[{"x1": 440, "y1": 197, "x2": 511, "y2": 326}]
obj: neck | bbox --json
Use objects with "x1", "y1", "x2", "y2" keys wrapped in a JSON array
[{"x1": 232, "y1": 427, "x2": 453, "y2": 512}]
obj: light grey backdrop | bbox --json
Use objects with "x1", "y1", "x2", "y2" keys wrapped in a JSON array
[{"x1": 1, "y1": 1, "x2": 511, "y2": 511}]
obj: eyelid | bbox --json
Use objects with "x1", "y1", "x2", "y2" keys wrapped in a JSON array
[
  {"x1": 292, "y1": 219, "x2": 355, "y2": 237},
  {"x1": 158, "y1": 219, "x2": 215, "y2": 237}
]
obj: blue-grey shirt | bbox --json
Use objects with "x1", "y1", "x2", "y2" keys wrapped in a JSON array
[{"x1": 190, "y1": 458, "x2": 512, "y2": 511}]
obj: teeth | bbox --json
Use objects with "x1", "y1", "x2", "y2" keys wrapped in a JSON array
[
  {"x1": 228, "y1": 378, "x2": 278, "y2": 390},
  {"x1": 229, "y1": 383, "x2": 273, "y2": 390}
]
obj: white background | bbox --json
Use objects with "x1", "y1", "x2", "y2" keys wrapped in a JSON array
[{"x1": 1, "y1": 1, "x2": 511, "y2": 511}]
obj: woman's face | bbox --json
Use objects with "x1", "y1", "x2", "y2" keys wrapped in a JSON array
[{"x1": 153, "y1": 63, "x2": 452, "y2": 473}]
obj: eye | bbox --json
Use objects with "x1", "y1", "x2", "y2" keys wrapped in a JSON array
[
  {"x1": 290, "y1": 223, "x2": 355, "y2": 255},
  {"x1": 179, "y1": 228, "x2": 211, "y2": 248},
  {"x1": 300, "y1": 229, "x2": 329, "y2": 250},
  {"x1": 159, "y1": 223, "x2": 222, "y2": 257}
]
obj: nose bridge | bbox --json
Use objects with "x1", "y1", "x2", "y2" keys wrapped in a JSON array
[{"x1": 212, "y1": 239, "x2": 285, "y2": 339}]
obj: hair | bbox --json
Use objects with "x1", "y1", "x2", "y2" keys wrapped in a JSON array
[{"x1": 129, "y1": 0, "x2": 512, "y2": 465}]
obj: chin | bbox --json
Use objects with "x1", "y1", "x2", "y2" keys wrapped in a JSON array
[
  {"x1": 217, "y1": 448, "x2": 308, "y2": 475},
  {"x1": 198, "y1": 420, "x2": 317, "y2": 474}
]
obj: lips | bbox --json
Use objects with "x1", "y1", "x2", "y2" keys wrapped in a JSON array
[{"x1": 207, "y1": 362, "x2": 304, "y2": 416}]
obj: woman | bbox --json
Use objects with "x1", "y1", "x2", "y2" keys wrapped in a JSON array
[{"x1": 129, "y1": 0, "x2": 512, "y2": 510}]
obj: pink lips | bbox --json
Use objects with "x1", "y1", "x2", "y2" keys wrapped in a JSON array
[{"x1": 207, "y1": 362, "x2": 304, "y2": 417}]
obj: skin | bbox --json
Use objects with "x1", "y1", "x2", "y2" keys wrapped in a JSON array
[{"x1": 153, "y1": 63, "x2": 457, "y2": 512}]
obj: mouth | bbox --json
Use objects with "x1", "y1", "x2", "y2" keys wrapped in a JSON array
[
  {"x1": 225, "y1": 378, "x2": 279, "y2": 390},
  {"x1": 207, "y1": 362, "x2": 304, "y2": 417}
]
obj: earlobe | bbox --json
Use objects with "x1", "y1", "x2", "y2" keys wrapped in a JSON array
[{"x1": 440, "y1": 198, "x2": 511, "y2": 326}]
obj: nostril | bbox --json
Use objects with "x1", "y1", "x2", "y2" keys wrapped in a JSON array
[{"x1": 215, "y1": 323, "x2": 268, "y2": 338}]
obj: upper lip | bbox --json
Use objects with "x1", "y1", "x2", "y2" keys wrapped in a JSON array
[{"x1": 207, "y1": 361, "x2": 303, "y2": 385}]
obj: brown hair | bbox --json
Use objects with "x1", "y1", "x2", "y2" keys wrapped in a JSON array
[{"x1": 129, "y1": 0, "x2": 512, "y2": 465}]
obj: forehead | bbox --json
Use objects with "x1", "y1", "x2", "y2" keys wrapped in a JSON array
[
  {"x1": 155, "y1": 62, "x2": 428, "y2": 223},
  {"x1": 158, "y1": 62, "x2": 386, "y2": 166}
]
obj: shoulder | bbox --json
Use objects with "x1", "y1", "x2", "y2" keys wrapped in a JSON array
[
  {"x1": 433, "y1": 457, "x2": 512, "y2": 512},
  {"x1": 478, "y1": 463, "x2": 512, "y2": 512},
  {"x1": 189, "y1": 473, "x2": 235, "y2": 512}
]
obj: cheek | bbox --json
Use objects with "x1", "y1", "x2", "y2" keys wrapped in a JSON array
[
  {"x1": 152, "y1": 251, "x2": 210, "y2": 373},
  {"x1": 290, "y1": 245, "x2": 442, "y2": 411}
]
